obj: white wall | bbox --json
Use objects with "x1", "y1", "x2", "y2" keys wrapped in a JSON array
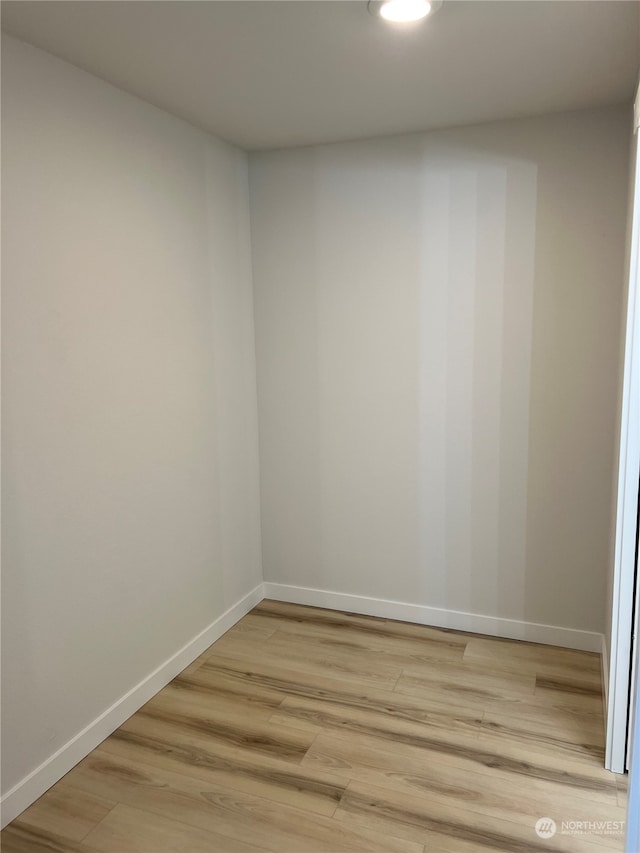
[
  {"x1": 1, "y1": 34, "x2": 262, "y2": 802},
  {"x1": 250, "y1": 107, "x2": 630, "y2": 638}
]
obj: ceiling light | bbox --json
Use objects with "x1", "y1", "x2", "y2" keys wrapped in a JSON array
[
  {"x1": 368, "y1": 0, "x2": 442, "y2": 23},
  {"x1": 382, "y1": 0, "x2": 430, "y2": 22}
]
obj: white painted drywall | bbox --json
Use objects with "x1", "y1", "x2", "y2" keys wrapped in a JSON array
[
  {"x1": 250, "y1": 108, "x2": 630, "y2": 635},
  {"x1": 1, "y1": 35, "x2": 262, "y2": 797}
]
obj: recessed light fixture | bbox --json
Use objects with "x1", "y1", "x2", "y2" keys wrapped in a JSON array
[{"x1": 368, "y1": 0, "x2": 442, "y2": 24}]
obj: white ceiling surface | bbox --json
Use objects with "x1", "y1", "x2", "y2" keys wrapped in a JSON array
[{"x1": 2, "y1": 1, "x2": 639, "y2": 150}]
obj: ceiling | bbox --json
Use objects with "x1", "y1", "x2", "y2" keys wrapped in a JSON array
[{"x1": 2, "y1": 0, "x2": 639, "y2": 150}]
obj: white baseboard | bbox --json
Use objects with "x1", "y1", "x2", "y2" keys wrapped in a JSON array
[
  {"x1": 602, "y1": 634, "x2": 610, "y2": 710},
  {"x1": 0, "y1": 583, "x2": 265, "y2": 829},
  {"x1": 601, "y1": 633, "x2": 609, "y2": 743},
  {"x1": 263, "y1": 583, "x2": 603, "y2": 653}
]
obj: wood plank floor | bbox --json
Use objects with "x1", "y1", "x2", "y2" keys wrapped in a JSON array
[{"x1": 1, "y1": 601, "x2": 627, "y2": 852}]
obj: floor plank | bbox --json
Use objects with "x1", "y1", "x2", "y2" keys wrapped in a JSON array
[
  {"x1": 201, "y1": 652, "x2": 481, "y2": 721},
  {"x1": 335, "y1": 779, "x2": 615, "y2": 853},
  {"x1": 0, "y1": 824, "x2": 94, "y2": 853},
  {"x1": 270, "y1": 691, "x2": 482, "y2": 749},
  {"x1": 253, "y1": 599, "x2": 468, "y2": 649},
  {"x1": 10, "y1": 787, "x2": 115, "y2": 842},
  {"x1": 249, "y1": 602, "x2": 466, "y2": 664},
  {"x1": 59, "y1": 752, "x2": 419, "y2": 853},
  {"x1": 395, "y1": 659, "x2": 536, "y2": 710},
  {"x1": 480, "y1": 704, "x2": 605, "y2": 761},
  {"x1": 128, "y1": 692, "x2": 316, "y2": 763},
  {"x1": 463, "y1": 636, "x2": 601, "y2": 676},
  {"x1": 83, "y1": 803, "x2": 270, "y2": 853},
  {"x1": 212, "y1": 629, "x2": 404, "y2": 691},
  {"x1": 303, "y1": 731, "x2": 624, "y2": 848},
  {"x1": 99, "y1": 711, "x2": 347, "y2": 818}
]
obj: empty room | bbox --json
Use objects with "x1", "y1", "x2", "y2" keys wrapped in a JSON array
[{"x1": 2, "y1": 1, "x2": 640, "y2": 851}]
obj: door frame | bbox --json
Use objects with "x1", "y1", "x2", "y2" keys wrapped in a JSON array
[
  {"x1": 606, "y1": 86, "x2": 640, "y2": 774},
  {"x1": 626, "y1": 521, "x2": 640, "y2": 851}
]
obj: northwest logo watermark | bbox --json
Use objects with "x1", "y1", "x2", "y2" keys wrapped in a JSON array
[
  {"x1": 534, "y1": 818, "x2": 556, "y2": 839},
  {"x1": 535, "y1": 817, "x2": 625, "y2": 838}
]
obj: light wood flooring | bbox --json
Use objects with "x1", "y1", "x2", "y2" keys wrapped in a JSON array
[{"x1": 1, "y1": 600, "x2": 628, "y2": 852}]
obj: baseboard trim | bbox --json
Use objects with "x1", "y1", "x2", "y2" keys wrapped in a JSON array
[
  {"x1": 601, "y1": 633, "x2": 610, "y2": 743},
  {"x1": 263, "y1": 583, "x2": 603, "y2": 653},
  {"x1": 0, "y1": 582, "x2": 265, "y2": 829}
]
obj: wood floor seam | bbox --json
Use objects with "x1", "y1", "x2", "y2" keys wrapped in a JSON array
[
  {"x1": 76, "y1": 798, "x2": 118, "y2": 845},
  {"x1": 389, "y1": 670, "x2": 403, "y2": 693}
]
